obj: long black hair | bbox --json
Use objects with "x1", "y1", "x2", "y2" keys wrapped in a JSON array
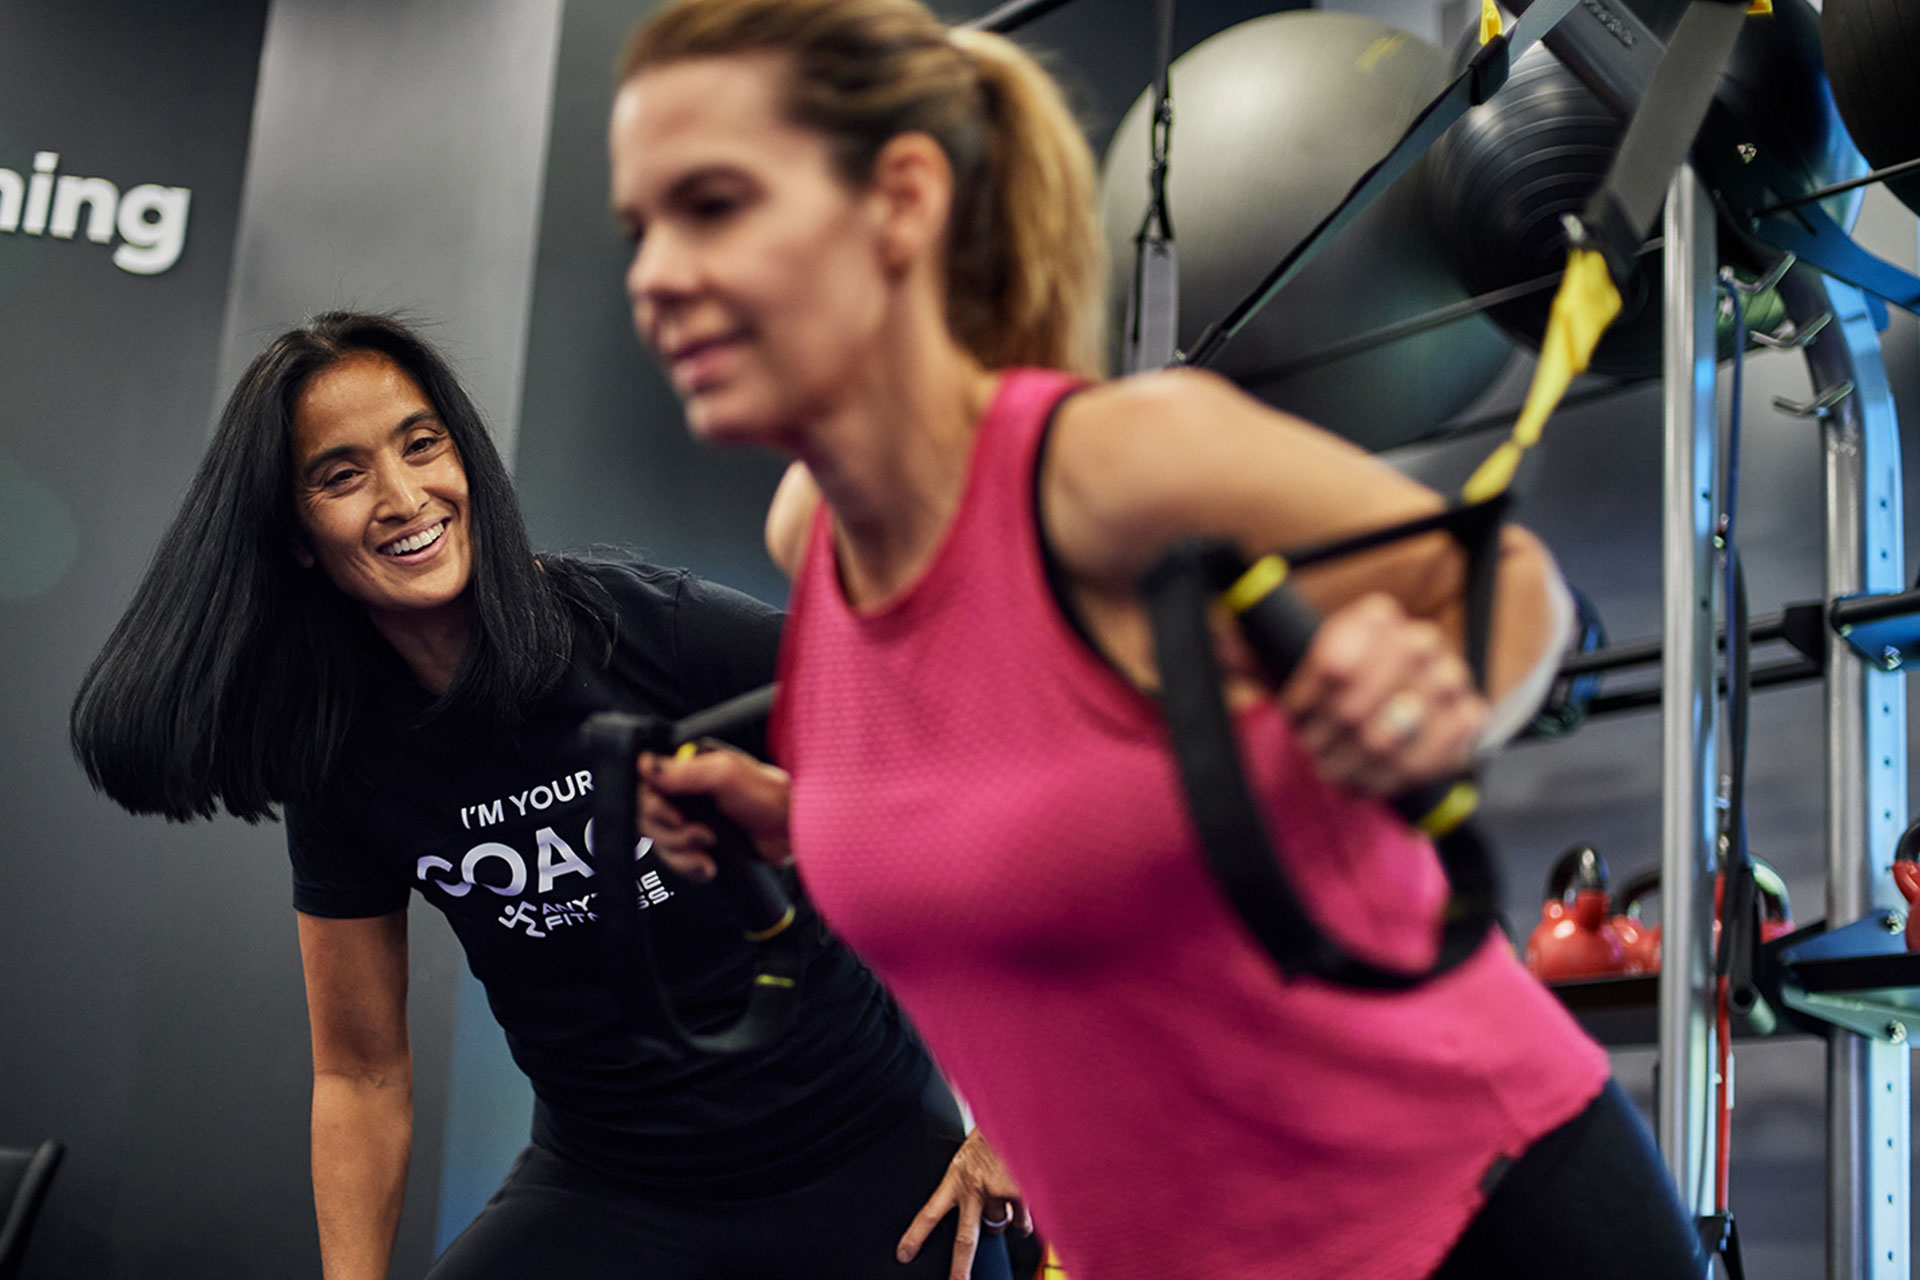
[{"x1": 71, "y1": 311, "x2": 592, "y2": 823}]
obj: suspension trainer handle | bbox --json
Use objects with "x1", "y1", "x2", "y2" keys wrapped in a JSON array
[
  {"x1": 1218, "y1": 548, "x2": 1481, "y2": 839},
  {"x1": 1142, "y1": 538, "x2": 1498, "y2": 989},
  {"x1": 582, "y1": 709, "x2": 802, "y2": 1055}
]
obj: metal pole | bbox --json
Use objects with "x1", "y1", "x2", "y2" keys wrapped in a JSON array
[
  {"x1": 1796, "y1": 264, "x2": 1911, "y2": 1280},
  {"x1": 1656, "y1": 165, "x2": 1720, "y2": 1226}
]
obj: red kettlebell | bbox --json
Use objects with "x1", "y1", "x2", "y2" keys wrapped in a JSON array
[
  {"x1": 1893, "y1": 821, "x2": 1920, "y2": 953},
  {"x1": 1612, "y1": 868, "x2": 1662, "y2": 974},
  {"x1": 1526, "y1": 845, "x2": 1628, "y2": 981},
  {"x1": 1606, "y1": 858, "x2": 1795, "y2": 975}
]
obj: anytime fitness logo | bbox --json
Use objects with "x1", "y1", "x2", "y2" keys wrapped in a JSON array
[{"x1": 0, "y1": 151, "x2": 190, "y2": 275}]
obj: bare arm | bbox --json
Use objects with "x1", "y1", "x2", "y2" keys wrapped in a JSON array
[
  {"x1": 298, "y1": 910, "x2": 412, "y2": 1280},
  {"x1": 1042, "y1": 368, "x2": 1569, "y2": 791}
]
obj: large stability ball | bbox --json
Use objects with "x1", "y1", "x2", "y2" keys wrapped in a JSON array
[
  {"x1": 1428, "y1": 0, "x2": 1856, "y2": 380},
  {"x1": 1100, "y1": 12, "x2": 1513, "y2": 453},
  {"x1": 1427, "y1": 44, "x2": 1671, "y2": 378},
  {"x1": 1822, "y1": 0, "x2": 1920, "y2": 216}
]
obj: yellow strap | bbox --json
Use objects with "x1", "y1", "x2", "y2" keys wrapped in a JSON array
[
  {"x1": 752, "y1": 971, "x2": 796, "y2": 988},
  {"x1": 1479, "y1": 0, "x2": 1503, "y2": 43},
  {"x1": 1417, "y1": 781, "x2": 1480, "y2": 839},
  {"x1": 1040, "y1": 1248, "x2": 1070, "y2": 1278},
  {"x1": 1222, "y1": 554, "x2": 1290, "y2": 615},
  {"x1": 1462, "y1": 247, "x2": 1621, "y2": 504},
  {"x1": 1747, "y1": 1, "x2": 1770, "y2": 13},
  {"x1": 743, "y1": 904, "x2": 798, "y2": 942}
]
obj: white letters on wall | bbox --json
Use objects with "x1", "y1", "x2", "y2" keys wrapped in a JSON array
[{"x1": 0, "y1": 152, "x2": 191, "y2": 275}]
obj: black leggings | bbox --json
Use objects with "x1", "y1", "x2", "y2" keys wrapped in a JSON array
[
  {"x1": 428, "y1": 1091, "x2": 1014, "y2": 1280},
  {"x1": 1431, "y1": 1079, "x2": 1709, "y2": 1279}
]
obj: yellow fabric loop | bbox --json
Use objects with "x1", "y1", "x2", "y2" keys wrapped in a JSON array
[
  {"x1": 1462, "y1": 248, "x2": 1622, "y2": 503},
  {"x1": 1479, "y1": 0, "x2": 1503, "y2": 43},
  {"x1": 1417, "y1": 781, "x2": 1480, "y2": 839},
  {"x1": 752, "y1": 972, "x2": 796, "y2": 988},
  {"x1": 1223, "y1": 555, "x2": 1290, "y2": 615}
]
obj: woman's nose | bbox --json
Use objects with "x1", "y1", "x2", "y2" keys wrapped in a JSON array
[
  {"x1": 628, "y1": 227, "x2": 696, "y2": 310},
  {"x1": 371, "y1": 460, "x2": 426, "y2": 520}
]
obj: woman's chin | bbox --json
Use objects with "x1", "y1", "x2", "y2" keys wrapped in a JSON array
[{"x1": 685, "y1": 396, "x2": 778, "y2": 449}]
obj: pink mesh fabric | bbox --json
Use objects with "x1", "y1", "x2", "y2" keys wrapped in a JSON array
[{"x1": 773, "y1": 369, "x2": 1608, "y2": 1280}]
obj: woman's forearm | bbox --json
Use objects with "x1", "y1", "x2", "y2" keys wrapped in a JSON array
[{"x1": 310, "y1": 1067, "x2": 413, "y2": 1280}]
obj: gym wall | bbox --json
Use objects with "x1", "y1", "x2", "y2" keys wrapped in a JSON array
[{"x1": 0, "y1": 3, "x2": 278, "y2": 1277}]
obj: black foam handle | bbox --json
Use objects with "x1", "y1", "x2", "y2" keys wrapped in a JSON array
[
  {"x1": 1232, "y1": 569, "x2": 1467, "y2": 830},
  {"x1": 1142, "y1": 537, "x2": 1498, "y2": 989},
  {"x1": 585, "y1": 709, "x2": 792, "y2": 940},
  {"x1": 1232, "y1": 579, "x2": 1322, "y2": 683}
]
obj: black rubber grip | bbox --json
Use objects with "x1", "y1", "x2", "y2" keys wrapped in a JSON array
[{"x1": 1232, "y1": 582, "x2": 1322, "y2": 685}]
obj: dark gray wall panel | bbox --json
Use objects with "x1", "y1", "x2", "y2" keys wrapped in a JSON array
[
  {"x1": 216, "y1": 0, "x2": 565, "y2": 461},
  {"x1": 211, "y1": 0, "x2": 566, "y2": 1271},
  {"x1": 0, "y1": 3, "x2": 274, "y2": 1277}
]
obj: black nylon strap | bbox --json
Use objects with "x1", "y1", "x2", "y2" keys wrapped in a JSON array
[
  {"x1": 1576, "y1": 0, "x2": 1751, "y2": 279},
  {"x1": 583, "y1": 708, "x2": 804, "y2": 1056},
  {"x1": 1142, "y1": 520, "x2": 1503, "y2": 990},
  {"x1": 1257, "y1": 496, "x2": 1509, "y2": 689}
]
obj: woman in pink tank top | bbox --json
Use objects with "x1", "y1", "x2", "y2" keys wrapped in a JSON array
[{"x1": 605, "y1": 2, "x2": 1705, "y2": 1276}]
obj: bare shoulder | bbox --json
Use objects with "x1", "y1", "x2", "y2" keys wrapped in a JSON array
[{"x1": 764, "y1": 462, "x2": 820, "y2": 579}]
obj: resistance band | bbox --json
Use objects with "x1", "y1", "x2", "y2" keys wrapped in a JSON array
[{"x1": 582, "y1": 686, "x2": 804, "y2": 1056}]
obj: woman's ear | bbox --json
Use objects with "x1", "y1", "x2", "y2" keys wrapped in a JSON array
[
  {"x1": 868, "y1": 132, "x2": 953, "y2": 275},
  {"x1": 291, "y1": 540, "x2": 315, "y2": 569}
]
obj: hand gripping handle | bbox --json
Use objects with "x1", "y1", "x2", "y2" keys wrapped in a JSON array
[
  {"x1": 582, "y1": 708, "x2": 801, "y2": 1054},
  {"x1": 1220, "y1": 550, "x2": 1480, "y2": 840},
  {"x1": 1142, "y1": 538, "x2": 1497, "y2": 989}
]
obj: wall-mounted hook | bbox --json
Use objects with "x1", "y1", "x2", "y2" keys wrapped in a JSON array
[
  {"x1": 1720, "y1": 253, "x2": 1795, "y2": 297},
  {"x1": 1773, "y1": 380, "x2": 1854, "y2": 419},
  {"x1": 1750, "y1": 311, "x2": 1832, "y2": 351}
]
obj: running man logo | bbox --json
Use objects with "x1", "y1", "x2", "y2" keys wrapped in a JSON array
[{"x1": 0, "y1": 151, "x2": 190, "y2": 275}]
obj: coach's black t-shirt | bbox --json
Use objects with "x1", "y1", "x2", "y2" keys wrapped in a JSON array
[{"x1": 286, "y1": 560, "x2": 928, "y2": 1193}]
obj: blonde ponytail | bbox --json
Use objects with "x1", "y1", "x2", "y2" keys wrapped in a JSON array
[
  {"x1": 623, "y1": 0, "x2": 1107, "y2": 377},
  {"x1": 946, "y1": 29, "x2": 1106, "y2": 376}
]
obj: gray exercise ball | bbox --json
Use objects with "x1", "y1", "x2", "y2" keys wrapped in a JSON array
[{"x1": 1100, "y1": 11, "x2": 1513, "y2": 452}]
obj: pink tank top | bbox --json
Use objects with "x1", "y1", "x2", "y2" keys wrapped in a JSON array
[{"x1": 773, "y1": 369, "x2": 1608, "y2": 1279}]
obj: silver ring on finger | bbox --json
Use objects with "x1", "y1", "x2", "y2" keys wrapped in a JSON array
[
  {"x1": 1376, "y1": 690, "x2": 1425, "y2": 744},
  {"x1": 981, "y1": 1203, "x2": 1014, "y2": 1231}
]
